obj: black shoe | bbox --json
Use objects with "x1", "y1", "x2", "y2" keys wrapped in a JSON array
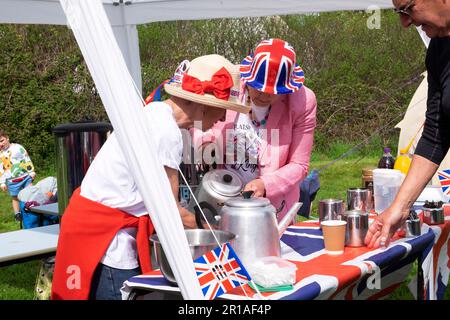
[{"x1": 14, "y1": 212, "x2": 22, "y2": 222}]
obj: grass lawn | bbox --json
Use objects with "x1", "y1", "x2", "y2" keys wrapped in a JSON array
[
  {"x1": 0, "y1": 190, "x2": 41, "y2": 300},
  {"x1": 0, "y1": 155, "x2": 448, "y2": 299},
  {"x1": 0, "y1": 170, "x2": 56, "y2": 300}
]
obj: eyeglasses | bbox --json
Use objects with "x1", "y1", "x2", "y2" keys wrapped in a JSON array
[{"x1": 393, "y1": 0, "x2": 415, "y2": 16}]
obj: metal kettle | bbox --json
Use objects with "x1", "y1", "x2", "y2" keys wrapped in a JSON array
[
  {"x1": 219, "y1": 195, "x2": 302, "y2": 266},
  {"x1": 189, "y1": 169, "x2": 243, "y2": 227}
]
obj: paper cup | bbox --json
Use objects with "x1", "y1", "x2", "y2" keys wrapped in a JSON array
[{"x1": 321, "y1": 220, "x2": 347, "y2": 255}]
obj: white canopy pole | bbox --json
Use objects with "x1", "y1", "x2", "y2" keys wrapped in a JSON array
[
  {"x1": 112, "y1": 24, "x2": 142, "y2": 94},
  {"x1": 59, "y1": 0, "x2": 203, "y2": 299}
]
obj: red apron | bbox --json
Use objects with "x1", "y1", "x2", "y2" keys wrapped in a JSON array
[{"x1": 51, "y1": 188, "x2": 154, "y2": 300}]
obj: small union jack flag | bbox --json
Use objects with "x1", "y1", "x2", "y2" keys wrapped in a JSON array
[
  {"x1": 240, "y1": 38, "x2": 305, "y2": 94},
  {"x1": 194, "y1": 242, "x2": 252, "y2": 300},
  {"x1": 438, "y1": 169, "x2": 450, "y2": 197}
]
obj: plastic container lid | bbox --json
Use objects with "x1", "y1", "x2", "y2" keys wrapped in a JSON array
[
  {"x1": 373, "y1": 168, "x2": 402, "y2": 177},
  {"x1": 384, "y1": 147, "x2": 391, "y2": 153},
  {"x1": 246, "y1": 256, "x2": 297, "y2": 288}
]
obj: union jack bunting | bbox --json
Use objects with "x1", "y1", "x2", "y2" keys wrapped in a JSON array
[
  {"x1": 193, "y1": 242, "x2": 252, "y2": 300},
  {"x1": 438, "y1": 169, "x2": 450, "y2": 197},
  {"x1": 240, "y1": 38, "x2": 305, "y2": 95}
]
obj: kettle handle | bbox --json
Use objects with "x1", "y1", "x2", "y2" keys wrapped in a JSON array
[
  {"x1": 241, "y1": 190, "x2": 254, "y2": 199},
  {"x1": 194, "y1": 201, "x2": 219, "y2": 229}
]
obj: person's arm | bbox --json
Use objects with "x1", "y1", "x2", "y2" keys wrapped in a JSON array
[
  {"x1": 258, "y1": 91, "x2": 317, "y2": 199},
  {"x1": 164, "y1": 166, "x2": 197, "y2": 229},
  {"x1": 366, "y1": 60, "x2": 448, "y2": 248},
  {"x1": 365, "y1": 155, "x2": 438, "y2": 248},
  {"x1": 22, "y1": 146, "x2": 36, "y2": 180}
]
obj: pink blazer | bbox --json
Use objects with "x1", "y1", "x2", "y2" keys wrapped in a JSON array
[{"x1": 192, "y1": 85, "x2": 317, "y2": 219}]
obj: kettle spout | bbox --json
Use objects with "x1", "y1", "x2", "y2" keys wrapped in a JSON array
[{"x1": 278, "y1": 202, "x2": 302, "y2": 237}]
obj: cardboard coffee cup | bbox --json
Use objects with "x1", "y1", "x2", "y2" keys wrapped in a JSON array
[{"x1": 321, "y1": 220, "x2": 347, "y2": 255}]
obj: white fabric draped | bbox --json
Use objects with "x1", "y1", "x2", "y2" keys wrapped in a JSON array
[{"x1": 59, "y1": 0, "x2": 203, "y2": 299}]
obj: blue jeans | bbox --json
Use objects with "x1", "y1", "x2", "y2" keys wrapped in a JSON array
[
  {"x1": 6, "y1": 175, "x2": 33, "y2": 196},
  {"x1": 89, "y1": 263, "x2": 141, "y2": 300},
  {"x1": 20, "y1": 201, "x2": 59, "y2": 229}
]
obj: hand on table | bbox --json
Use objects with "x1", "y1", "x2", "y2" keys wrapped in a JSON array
[
  {"x1": 243, "y1": 179, "x2": 265, "y2": 198},
  {"x1": 365, "y1": 206, "x2": 408, "y2": 249}
]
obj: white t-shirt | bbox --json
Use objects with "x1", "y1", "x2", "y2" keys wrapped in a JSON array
[
  {"x1": 225, "y1": 104, "x2": 270, "y2": 185},
  {"x1": 80, "y1": 102, "x2": 183, "y2": 269}
]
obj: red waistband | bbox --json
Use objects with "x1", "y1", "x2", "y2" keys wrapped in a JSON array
[{"x1": 9, "y1": 176, "x2": 27, "y2": 183}]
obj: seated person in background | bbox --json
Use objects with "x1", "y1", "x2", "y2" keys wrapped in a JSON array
[
  {"x1": 51, "y1": 54, "x2": 249, "y2": 300},
  {"x1": 18, "y1": 176, "x2": 58, "y2": 229},
  {"x1": 0, "y1": 129, "x2": 36, "y2": 222},
  {"x1": 194, "y1": 39, "x2": 317, "y2": 219}
]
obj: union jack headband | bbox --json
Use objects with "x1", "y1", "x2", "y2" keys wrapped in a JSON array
[{"x1": 240, "y1": 38, "x2": 305, "y2": 95}]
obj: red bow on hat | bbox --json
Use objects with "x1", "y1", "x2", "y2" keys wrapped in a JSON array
[{"x1": 181, "y1": 67, "x2": 234, "y2": 101}]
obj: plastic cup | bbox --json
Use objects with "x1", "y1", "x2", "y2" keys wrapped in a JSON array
[
  {"x1": 373, "y1": 169, "x2": 404, "y2": 214},
  {"x1": 321, "y1": 220, "x2": 347, "y2": 255}
]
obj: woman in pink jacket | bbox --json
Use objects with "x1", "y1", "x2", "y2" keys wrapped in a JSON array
[{"x1": 196, "y1": 38, "x2": 317, "y2": 219}]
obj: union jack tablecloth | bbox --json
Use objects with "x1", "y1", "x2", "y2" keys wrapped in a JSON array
[
  {"x1": 414, "y1": 207, "x2": 450, "y2": 300},
  {"x1": 121, "y1": 214, "x2": 449, "y2": 300}
]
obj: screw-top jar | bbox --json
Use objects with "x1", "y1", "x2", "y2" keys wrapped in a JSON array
[{"x1": 361, "y1": 167, "x2": 375, "y2": 211}]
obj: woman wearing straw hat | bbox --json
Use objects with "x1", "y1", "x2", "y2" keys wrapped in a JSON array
[
  {"x1": 195, "y1": 38, "x2": 317, "y2": 220},
  {"x1": 51, "y1": 54, "x2": 249, "y2": 300}
]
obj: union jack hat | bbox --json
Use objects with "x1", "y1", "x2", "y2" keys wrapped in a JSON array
[{"x1": 240, "y1": 38, "x2": 305, "y2": 95}]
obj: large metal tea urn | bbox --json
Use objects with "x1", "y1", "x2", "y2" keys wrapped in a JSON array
[{"x1": 53, "y1": 121, "x2": 112, "y2": 214}]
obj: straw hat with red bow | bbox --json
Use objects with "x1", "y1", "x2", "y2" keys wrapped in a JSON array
[{"x1": 162, "y1": 54, "x2": 250, "y2": 114}]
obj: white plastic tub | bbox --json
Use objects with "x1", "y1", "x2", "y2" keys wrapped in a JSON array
[
  {"x1": 373, "y1": 169, "x2": 405, "y2": 213},
  {"x1": 246, "y1": 256, "x2": 297, "y2": 288}
]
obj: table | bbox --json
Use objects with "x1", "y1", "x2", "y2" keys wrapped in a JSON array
[
  {"x1": 24, "y1": 202, "x2": 60, "y2": 228},
  {"x1": 27, "y1": 202, "x2": 60, "y2": 216},
  {"x1": 0, "y1": 224, "x2": 60, "y2": 267},
  {"x1": 121, "y1": 214, "x2": 448, "y2": 300},
  {"x1": 414, "y1": 207, "x2": 450, "y2": 300}
]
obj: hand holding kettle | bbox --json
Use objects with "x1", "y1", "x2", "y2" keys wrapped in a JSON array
[{"x1": 243, "y1": 178, "x2": 265, "y2": 197}]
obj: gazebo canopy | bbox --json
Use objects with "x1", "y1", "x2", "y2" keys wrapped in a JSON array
[{"x1": 1, "y1": 0, "x2": 394, "y2": 25}]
